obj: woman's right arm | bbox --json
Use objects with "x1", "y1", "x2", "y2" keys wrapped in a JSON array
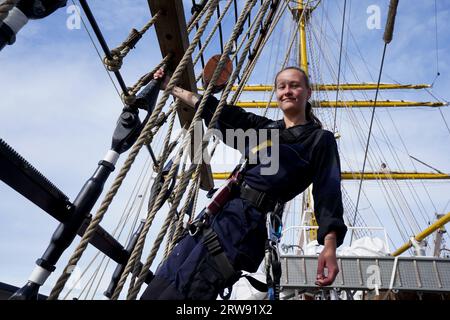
[
  {"x1": 154, "y1": 68, "x2": 201, "y2": 108},
  {"x1": 154, "y1": 68, "x2": 272, "y2": 131}
]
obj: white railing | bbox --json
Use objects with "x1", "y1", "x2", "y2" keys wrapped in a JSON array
[{"x1": 280, "y1": 225, "x2": 390, "y2": 254}]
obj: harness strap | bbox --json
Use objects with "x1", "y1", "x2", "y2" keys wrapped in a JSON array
[
  {"x1": 202, "y1": 227, "x2": 237, "y2": 281},
  {"x1": 243, "y1": 275, "x2": 268, "y2": 292},
  {"x1": 240, "y1": 182, "x2": 278, "y2": 213},
  {"x1": 203, "y1": 225, "x2": 273, "y2": 296}
]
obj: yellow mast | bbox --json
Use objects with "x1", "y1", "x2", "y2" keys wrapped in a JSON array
[
  {"x1": 298, "y1": 1, "x2": 309, "y2": 75},
  {"x1": 297, "y1": 0, "x2": 317, "y2": 243}
]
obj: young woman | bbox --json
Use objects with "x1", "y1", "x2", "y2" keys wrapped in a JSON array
[{"x1": 140, "y1": 66, "x2": 347, "y2": 300}]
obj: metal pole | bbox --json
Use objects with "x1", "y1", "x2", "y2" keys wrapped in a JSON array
[
  {"x1": 78, "y1": 0, "x2": 129, "y2": 94},
  {"x1": 391, "y1": 212, "x2": 450, "y2": 256}
]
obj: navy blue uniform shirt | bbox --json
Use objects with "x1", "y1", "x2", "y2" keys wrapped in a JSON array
[{"x1": 199, "y1": 95, "x2": 347, "y2": 246}]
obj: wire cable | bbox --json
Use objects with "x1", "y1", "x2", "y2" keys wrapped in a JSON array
[
  {"x1": 351, "y1": 44, "x2": 388, "y2": 245},
  {"x1": 332, "y1": 0, "x2": 347, "y2": 133}
]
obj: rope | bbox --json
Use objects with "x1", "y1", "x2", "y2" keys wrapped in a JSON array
[
  {"x1": 230, "y1": 0, "x2": 288, "y2": 105},
  {"x1": 147, "y1": 112, "x2": 177, "y2": 211},
  {"x1": 62, "y1": 156, "x2": 153, "y2": 299},
  {"x1": 109, "y1": 110, "x2": 182, "y2": 300},
  {"x1": 167, "y1": 138, "x2": 218, "y2": 254},
  {"x1": 163, "y1": 209, "x2": 178, "y2": 260},
  {"x1": 105, "y1": 2, "x2": 220, "y2": 300},
  {"x1": 167, "y1": 0, "x2": 267, "y2": 255},
  {"x1": 192, "y1": 0, "x2": 234, "y2": 66},
  {"x1": 118, "y1": 130, "x2": 189, "y2": 299},
  {"x1": 0, "y1": 0, "x2": 19, "y2": 22},
  {"x1": 48, "y1": 7, "x2": 214, "y2": 295},
  {"x1": 332, "y1": 0, "x2": 347, "y2": 133},
  {"x1": 167, "y1": 137, "x2": 217, "y2": 254},
  {"x1": 125, "y1": 115, "x2": 180, "y2": 297},
  {"x1": 232, "y1": 0, "x2": 241, "y2": 80},
  {"x1": 103, "y1": 10, "x2": 162, "y2": 72},
  {"x1": 167, "y1": 169, "x2": 201, "y2": 253},
  {"x1": 187, "y1": 0, "x2": 214, "y2": 33},
  {"x1": 125, "y1": 0, "x2": 260, "y2": 300},
  {"x1": 191, "y1": 0, "x2": 207, "y2": 69}
]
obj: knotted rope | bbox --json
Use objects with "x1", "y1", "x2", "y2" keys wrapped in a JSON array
[
  {"x1": 103, "y1": 10, "x2": 162, "y2": 72},
  {"x1": 106, "y1": 0, "x2": 220, "y2": 300},
  {"x1": 48, "y1": 7, "x2": 213, "y2": 295},
  {"x1": 125, "y1": 0, "x2": 261, "y2": 301}
]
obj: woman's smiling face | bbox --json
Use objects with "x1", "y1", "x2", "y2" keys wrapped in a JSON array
[{"x1": 275, "y1": 68, "x2": 311, "y2": 115}]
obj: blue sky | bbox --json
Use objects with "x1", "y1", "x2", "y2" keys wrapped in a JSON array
[{"x1": 0, "y1": 0, "x2": 449, "y2": 299}]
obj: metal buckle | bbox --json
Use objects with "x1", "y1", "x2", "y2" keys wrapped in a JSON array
[{"x1": 188, "y1": 218, "x2": 204, "y2": 237}]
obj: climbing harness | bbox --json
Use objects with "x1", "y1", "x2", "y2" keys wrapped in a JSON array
[{"x1": 188, "y1": 159, "x2": 248, "y2": 237}]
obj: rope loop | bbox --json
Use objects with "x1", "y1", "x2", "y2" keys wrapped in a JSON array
[
  {"x1": 121, "y1": 91, "x2": 137, "y2": 106},
  {"x1": 103, "y1": 11, "x2": 162, "y2": 72}
]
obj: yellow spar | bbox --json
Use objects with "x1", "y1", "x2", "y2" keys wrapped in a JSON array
[
  {"x1": 391, "y1": 212, "x2": 450, "y2": 256},
  {"x1": 234, "y1": 100, "x2": 448, "y2": 108},
  {"x1": 212, "y1": 172, "x2": 450, "y2": 180},
  {"x1": 198, "y1": 84, "x2": 432, "y2": 91}
]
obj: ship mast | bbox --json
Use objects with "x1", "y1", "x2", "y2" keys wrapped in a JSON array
[{"x1": 296, "y1": 1, "x2": 318, "y2": 247}]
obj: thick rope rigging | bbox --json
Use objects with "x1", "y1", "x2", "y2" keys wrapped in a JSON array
[
  {"x1": 48, "y1": 0, "x2": 219, "y2": 299},
  {"x1": 188, "y1": 0, "x2": 214, "y2": 33},
  {"x1": 168, "y1": 138, "x2": 221, "y2": 252},
  {"x1": 230, "y1": 0, "x2": 288, "y2": 106},
  {"x1": 103, "y1": 10, "x2": 162, "y2": 72},
  {"x1": 125, "y1": 0, "x2": 262, "y2": 300},
  {"x1": 40, "y1": 0, "x2": 446, "y2": 300},
  {"x1": 191, "y1": 0, "x2": 207, "y2": 69},
  {"x1": 168, "y1": 0, "x2": 274, "y2": 255},
  {"x1": 104, "y1": 1, "x2": 222, "y2": 300},
  {"x1": 108, "y1": 109, "x2": 183, "y2": 300},
  {"x1": 192, "y1": 0, "x2": 234, "y2": 67}
]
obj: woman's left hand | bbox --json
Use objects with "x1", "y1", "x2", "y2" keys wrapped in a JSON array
[{"x1": 315, "y1": 232, "x2": 339, "y2": 287}]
